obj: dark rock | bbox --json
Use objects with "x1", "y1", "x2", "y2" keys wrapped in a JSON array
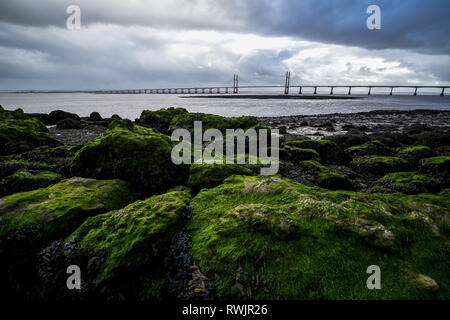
[
  {"x1": 56, "y1": 118, "x2": 82, "y2": 129},
  {"x1": 89, "y1": 112, "x2": 103, "y2": 122},
  {"x1": 48, "y1": 110, "x2": 80, "y2": 124}
]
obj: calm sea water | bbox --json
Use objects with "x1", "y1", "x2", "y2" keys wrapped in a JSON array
[{"x1": 1, "y1": 92, "x2": 450, "y2": 119}]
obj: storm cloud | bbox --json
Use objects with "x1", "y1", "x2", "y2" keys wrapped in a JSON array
[{"x1": 0, "y1": 0, "x2": 449, "y2": 90}]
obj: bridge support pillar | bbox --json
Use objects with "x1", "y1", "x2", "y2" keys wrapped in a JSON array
[
  {"x1": 202, "y1": 88, "x2": 205, "y2": 93},
  {"x1": 284, "y1": 71, "x2": 290, "y2": 94},
  {"x1": 441, "y1": 88, "x2": 445, "y2": 96},
  {"x1": 368, "y1": 87, "x2": 371, "y2": 95},
  {"x1": 314, "y1": 86, "x2": 317, "y2": 95},
  {"x1": 330, "y1": 87, "x2": 334, "y2": 95},
  {"x1": 233, "y1": 74, "x2": 239, "y2": 94},
  {"x1": 226, "y1": 87, "x2": 228, "y2": 94},
  {"x1": 390, "y1": 87, "x2": 393, "y2": 96},
  {"x1": 298, "y1": 86, "x2": 302, "y2": 94},
  {"x1": 217, "y1": 88, "x2": 220, "y2": 93},
  {"x1": 348, "y1": 87, "x2": 352, "y2": 95},
  {"x1": 413, "y1": 87, "x2": 418, "y2": 96}
]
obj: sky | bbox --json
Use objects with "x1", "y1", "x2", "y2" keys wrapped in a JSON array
[{"x1": 0, "y1": 0, "x2": 449, "y2": 90}]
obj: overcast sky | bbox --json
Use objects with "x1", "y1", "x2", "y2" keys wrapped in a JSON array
[{"x1": 0, "y1": 0, "x2": 449, "y2": 90}]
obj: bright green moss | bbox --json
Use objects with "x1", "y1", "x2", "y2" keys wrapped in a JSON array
[
  {"x1": 0, "y1": 170, "x2": 63, "y2": 195},
  {"x1": 70, "y1": 119, "x2": 189, "y2": 195},
  {"x1": 169, "y1": 112, "x2": 264, "y2": 133},
  {"x1": 66, "y1": 190, "x2": 191, "y2": 280},
  {"x1": 189, "y1": 175, "x2": 449, "y2": 299},
  {"x1": 357, "y1": 156, "x2": 406, "y2": 164},
  {"x1": 400, "y1": 146, "x2": 432, "y2": 154},
  {"x1": 383, "y1": 172, "x2": 436, "y2": 185},
  {"x1": 373, "y1": 172, "x2": 442, "y2": 195},
  {"x1": 286, "y1": 139, "x2": 337, "y2": 149},
  {"x1": 188, "y1": 163, "x2": 252, "y2": 191},
  {"x1": 422, "y1": 156, "x2": 450, "y2": 165},
  {"x1": 298, "y1": 160, "x2": 327, "y2": 171},
  {"x1": 0, "y1": 109, "x2": 61, "y2": 155},
  {"x1": 348, "y1": 140, "x2": 387, "y2": 151},
  {"x1": 0, "y1": 177, "x2": 133, "y2": 238}
]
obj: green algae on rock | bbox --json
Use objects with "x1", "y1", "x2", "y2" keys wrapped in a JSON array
[
  {"x1": 188, "y1": 162, "x2": 253, "y2": 192},
  {"x1": 0, "y1": 170, "x2": 63, "y2": 197},
  {"x1": 168, "y1": 112, "x2": 266, "y2": 134},
  {"x1": 297, "y1": 160, "x2": 352, "y2": 190},
  {"x1": 65, "y1": 190, "x2": 191, "y2": 281},
  {"x1": 280, "y1": 146, "x2": 319, "y2": 163},
  {"x1": 0, "y1": 177, "x2": 133, "y2": 239},
  {"x1": 346, "y1": 140, "x2": 391, "y2": 157},
  {"x1": 136, "y1": 107, "x2": 189, "y2": 134},
  {"x1": 372, "y1": 172, "x2": 442, "y2": 194},
  {"x1": 399, "y1": 146, "x2": 434, "y2": 166},
  {"x1": 420, "y1": 156, "x2": 450, "y2": 181},
  {"x1": 0, "y1": 108, "x2": 61, "y2": 156},
  {"x1": 284, "y1": 139, "x2": 347, "y2": 164},
  {"x1": 70, "y1": 119, "x2": 189, "y2": 195},
  {"x1": 350, "y1": 155, "x2": 408, "y2": 178},
  {"x1": 189, "y1": 175, "x2": 449, "y2": 299}
]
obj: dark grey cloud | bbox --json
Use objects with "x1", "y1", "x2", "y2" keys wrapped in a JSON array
[
  {"x1": 1, "y1": 0, "x2": 448, "y2": 54},
  {"x1": 0, "y1": 0, "x2": 449, "y2": 90}
]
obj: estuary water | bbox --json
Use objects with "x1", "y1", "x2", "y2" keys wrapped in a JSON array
[{"x1": 1, "y1": 92, "x2": 450, "y2": 120}]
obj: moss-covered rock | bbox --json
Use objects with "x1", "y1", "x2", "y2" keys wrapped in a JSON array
[
  {"x1": 0, "y1": 109, "x2": 61, "y2": 155},
  {"x1": 189, "y1": 175, "x2": 449, "y2": 299},
  {"x1": 136, "y1": 107, "x2": 189, "y2": 134},
  {"x1": 284, "y1": 139, "x2": 347, "y2": 164},
  {"x1": 0, "y1": 145, "x2": 81, "y2": 179},
  {"x1": 346, "y1": 140, "x2": 391, "y2": 157},
  {"x1": 280, "y1": 145, "x2": 319, "y2": 163},
  {"x1": 0, "y1": 177, "x2": 133, "y2": 239},
  {"x1": 0, "y1": 170, "x2": 63, "y2": 197},
  {"x1": 188, "y1": 163, "x2": 252, "y2": 192},
  {"x1": 350, "y1": 155, "x2": 408, "y2": 178},
  {"x1": 169, "y1": 112, "x2": 265, "y2": 134},
  {"x1": 70, "y1": 119, "x2": 189, "y2": 195},
  {"x1": 372, "y1": 172, "x2": 442, "y2": 194},
  {"x1": 297, "y1": 160, "x2": 352, "y2": 190},
  {"x1": 420, "y1": 156, "x2": 450, "y2": 182},
  {"x1": 64, "y1": 190, "x2": 191, "y2": 287},
  {"x1": 399, "y1": 146, "x2": 434, "y2": 166}
]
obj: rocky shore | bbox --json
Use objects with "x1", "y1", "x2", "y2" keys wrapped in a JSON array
[{"x1": 0, "y1": 105, "x2": 449, "y2": 300}]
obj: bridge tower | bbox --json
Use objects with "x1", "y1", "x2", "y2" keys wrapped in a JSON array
[{"x1": 284, "y1": 71, "x2": 290, "y2": 94}]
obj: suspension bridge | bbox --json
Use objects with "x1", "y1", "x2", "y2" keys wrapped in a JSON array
[{"x1": 88, "y1": 72, "x2": 449, "y2": 96}]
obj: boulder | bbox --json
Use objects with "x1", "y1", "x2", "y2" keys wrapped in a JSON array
[
  {"x1": 48, "y1": 110, "x2": 80, "y2": 124},
  {"x1": 136, "y1": 107, "x2": 189, "y2": 134},
  {"x1": 66, "y1": 190, "x2": 190, "y2": 278},
  {"x1": 398, "y1": 145, "x2": 434, "y2": 167},
  {"x1": 0, "y1": 108, "x2": 61, "y2": 155},
  {"x1": 297, "y1": 160, "x2": 352, "y2": 190},
  {"x1": 188, "y1": 163, "x2": 252, "y2": 192},
  {"x1": 70, "y1": 119, "x2": 190, "y2": 196},
  {"x1": 188, "y1": 175, "x2": 449, "y2": 299},
  {"x1": 372, "y1": 172, "x2": 442, "y2": 194},
  {"x1": 0, "y1": 177, "x2": 134, "y2": 240},
  {"x1": 346, "y1": 140, "x2": 391, "y2": 158},
  {"x1": 350, "y1": 156, "x2": 408, "y2": 178},
  {"x1": 280, "y1": 145, "x2": 320, "y2": 163},
  {"x1": 283, "y1": 139, "x2": 347, "y2": 164},
  {"x1": 56, "y1": 118, "x2": 82, "y2": 129},
  {"x1": 0, "y1": 170, "x2": 63, "y2": 197},
  {"x1": 420, "y1": 156, "x2": 450, "y2": 183},
  {"x1": 89, "y1": 112, "x2": 103, "y2": 121}
]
